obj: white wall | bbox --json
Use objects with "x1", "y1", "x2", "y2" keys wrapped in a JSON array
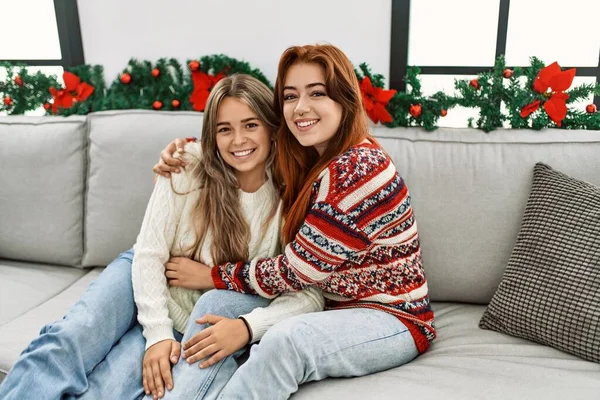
[{"x1": 78, "y1": 0, "x2": 392, "y2": 85}]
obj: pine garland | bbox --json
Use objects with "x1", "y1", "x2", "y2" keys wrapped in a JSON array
[
  {"x1": 0, "y1": 62, "x2": 58, "y2": 115},
  {"x1": 1, "y1": 55, "x2": 598, "y2": 131}
]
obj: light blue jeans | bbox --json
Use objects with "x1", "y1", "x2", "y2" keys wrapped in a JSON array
[
  {"x1": 219, "y1": 306, "x2": 419, "y2": 399},
  {"x1": 156, "y1": 290, "x2": 420, "y2": 400},
  {"x1": 0, "y1": 249, "x2": 175, "y2": 400},
  {"x1": 152, "y1": 289, "x2": 270, "y2": 400}
]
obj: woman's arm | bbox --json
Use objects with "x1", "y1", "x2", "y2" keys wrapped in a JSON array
[
  {"x1": 211, "y1": 154, "x2": 415, "y2": 298},
  {"x1": 181, "y1": 287, "x2": 325, "y2": 368},
  {"x1": 132, "y1": 157, "x2": 197, "y2": 349},
  {"x1": 242, "y1": 287, "x2": 325, "y2": 343}
]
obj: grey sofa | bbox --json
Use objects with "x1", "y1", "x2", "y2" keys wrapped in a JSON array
[{"x1": 1, "y1": 110, "x2": 599, "y2": 399}]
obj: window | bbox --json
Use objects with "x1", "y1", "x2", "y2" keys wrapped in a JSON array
[
  {"x1": 0, "y1": 0, "x2": 83, "y2": 115},
  {"x1": 391, "y1": 0, "x2": 600, "y2": 127},
  {"x1": 0, "y1": 0, "x2": 84, "y2": 69}
]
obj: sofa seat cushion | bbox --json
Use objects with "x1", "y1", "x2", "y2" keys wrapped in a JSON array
[
  {"x1": 0, "y1": 265, "x2": 102, "y2": 378},
  {"x1": 0, "y1": 260, "x2": 88, "y2": 327},
  {"x1": 2, "y1": 287, "x2": 599, "y2": 396},
  {"x1": 292, "y1": 303, "x2": 600, "y2": 400}
]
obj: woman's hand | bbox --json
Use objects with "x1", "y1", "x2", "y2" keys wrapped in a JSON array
[
  {"x1": 153, "y1": 138, "x2": 188, "y2": 178},
  {"x1": 142, "y1": 339, "x2": 181, "y2": 399},
  {"x1": 165, "y1": 257, "x2": 215, "y2": 290},
  {"x1": 182, "y1": 315, "x2": 250, "y2": 368}
]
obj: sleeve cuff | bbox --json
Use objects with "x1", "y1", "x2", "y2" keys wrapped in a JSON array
[
  {"x1": 239, "y1": 311, "x2": 270, "y2": 343},
  {"x1": 211, "y1": 266, "x2": 228, "y2": 289},
  {"x1": 144, "y1": 325, "x2": 176, "y2": 350}
]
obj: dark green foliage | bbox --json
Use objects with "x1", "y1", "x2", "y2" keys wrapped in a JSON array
[
  {"x1": 0, "y1": 62, "x2": 59, "y2": 115},
  {"x1": 1, "y1": 55, "x2": 598, "y2": 132}
]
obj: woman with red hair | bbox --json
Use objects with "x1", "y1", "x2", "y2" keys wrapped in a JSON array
[{"x1": 156, "y1": 44, "x2": 435, "y2": 399}]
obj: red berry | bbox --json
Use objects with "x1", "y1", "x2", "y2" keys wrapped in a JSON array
[
  {"x1": 171, "y1": 99, "x2": 181, "y2": 108},
  {"x1": 189, "y1": 60, "x2": 200, "y2": 71},
  {"x1": 586, "y1": 104, "x2": 597, "y2": 113},
  {"x1": 120, "y1": 73, "x2": 132, "y2": 84},
  {"x1": 43, "y1": 102, "x2": 51, "y2": 110},
  {"x1": 441, "y1": 109, "x2": 448, "y2": 117},
  {"x1": 151, "y1": 68, "x2": 160, "y2": 78},
  {"x1": 470, "y1": 79, "x2": 480, "y2": 90},
  {"x1": 409, "y1": 104, "x2": 422, "y2": 118},
  {"x1": 14, "y1": 75, "x2": 23, "y2": 86},
  {"x1": 152, "y1": 100, "x2": 163, "y2": 110},
  {"x1": 502, "y1": 69, "x2": 513, "y2": 79}
]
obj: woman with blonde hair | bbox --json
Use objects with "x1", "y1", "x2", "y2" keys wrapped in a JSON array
[{"x1": 0, "y1": 74, "x2": 323, "y2": 400}]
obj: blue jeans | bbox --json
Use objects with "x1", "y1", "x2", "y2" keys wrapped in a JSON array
[
  {"x1": 152, "y1": 290, "x2": 270, "y2": 400},
  {"x1": 155, "y1": 291, "x2": 419, "y2": 400},
  {"x1": 0, "y1": 249, "x2": 167, "y2": 400},
  {"x1": 217, "y1": 307, "x2": 419, "y2": 399}
]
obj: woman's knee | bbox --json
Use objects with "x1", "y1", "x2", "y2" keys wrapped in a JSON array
[{"x1": 191, "y1": 290, "x2": 269, "y2": 319}]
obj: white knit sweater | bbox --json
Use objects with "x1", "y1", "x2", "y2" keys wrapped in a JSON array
[{"x1": 132, "y1": 143, "x2": 324, "y2": 349}]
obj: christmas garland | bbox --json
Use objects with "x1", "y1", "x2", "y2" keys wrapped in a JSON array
[{"x1": 1, "y1": 55, "x2": 598, "y2": 131}]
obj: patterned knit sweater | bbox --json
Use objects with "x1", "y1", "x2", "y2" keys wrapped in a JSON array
[
  {"x1": 132, "y1": 142, "x2": 325, "y2": 350},
  {"x1": 212, "y1": 142, "x2": 436, "y2": 353}
]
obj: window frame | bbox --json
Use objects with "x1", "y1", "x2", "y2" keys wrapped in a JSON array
[
  {"x1": 389, "y1": 0, "x2": 599, "y2": 107},
  {"x1": 0, "y1": 0, "x2": 84, "y2": 68}
]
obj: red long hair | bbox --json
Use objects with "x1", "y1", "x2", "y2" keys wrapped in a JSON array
[{"x1": 274, "y1": 44, "x2": 374, "y2": 244}]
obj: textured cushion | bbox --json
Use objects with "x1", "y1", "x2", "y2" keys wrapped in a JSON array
[
  {"x1": 0, "y1": 116, "x2": 86, "y2": 266},
  {"x1": 479, "y1": 163, "x2": 600, "y2": 362},
  {"x1": 83, "y1": 110, "x2": 204, "y2": 267},
  {"x1": 293, "y1": 303, "x2": 600, "y2": 400},
  {"x1": 371, "y1": 126, "x2": 600, "y2": 303},
  {"x1": 0, "y1": 260, "x2": 87, "y2": 327}
]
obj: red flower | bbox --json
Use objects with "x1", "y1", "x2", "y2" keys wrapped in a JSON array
[
  {"x1": 519, "y1": 100, "x2": 541, "y2": 118},
  {"x1": 521, "y1": 62, "x2": 576, "y2": 127},
  {"x1": 49, "y1": 71, "x2": 94, "y2": 113},
  {"x1": 359, "y1": 77, "x2": 396, "y2": 124},
  {"x1": 189, "y1": 70, "x2": 226, "y2": 111}
]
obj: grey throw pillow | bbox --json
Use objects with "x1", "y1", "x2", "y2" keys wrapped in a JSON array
[{"x1": 479, "y1": 162, "x2": 600, "y2": 363}]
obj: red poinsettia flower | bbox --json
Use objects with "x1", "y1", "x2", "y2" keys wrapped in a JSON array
[
  {"x1": 521, "y1": 62, "x2": 575, "y2": 127},
  {"x1": 359, "y1": 77, "x2": 397, "y2": 124},
  {"x1": 189, "y1": 70, "x2": 226, "y2": 111},
  {"x1": 49, "y1": 71, "x2": 94, "y2": 113},
  {"x1": 519, "y1": 99, "x2": 541, "y2": 118}
]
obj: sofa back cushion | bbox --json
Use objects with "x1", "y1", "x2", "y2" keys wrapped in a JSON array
[
  {"x1": 372, "y1": 126, "x2": 600, "y2": 303},
  {"x1": 82, "y1": 110, "x2": 204, "y2": 267},
  {"x1": 0, "y1": 116, "x2": 87, "y2": 266}
]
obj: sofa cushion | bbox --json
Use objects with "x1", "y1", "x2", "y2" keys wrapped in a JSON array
[
  {"x1": 82, "y1": 110, "x2": 204, "y2": 267},
  {"x1": 479, "y1": 163, "x2": 600, "y2": 362},
  {"x1": 0, "y1": 260, "x2": 88, "y2": 327},
  {"x1": 293, "y1": 303, "x2": 600, "y2": 400},
  {"x1": 0, "y1": 116, "x2": 86, "y2": 266},
  {"x1": 0, "y1": 265, "x2": 102, "y2": 379},
  {"x1": 371, "y1": 126, "x2": 600, "y2": 303}
]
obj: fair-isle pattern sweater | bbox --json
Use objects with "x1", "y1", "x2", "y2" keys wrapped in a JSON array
[{"x1": 212, "y1": 142, "x2": 436, "y2": 353}]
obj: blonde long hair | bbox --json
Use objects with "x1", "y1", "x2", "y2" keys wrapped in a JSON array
[{"x1": 183, "y1": 74, "x2": 280, "y2": 265}]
